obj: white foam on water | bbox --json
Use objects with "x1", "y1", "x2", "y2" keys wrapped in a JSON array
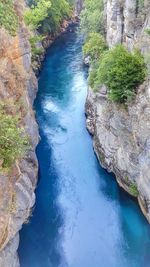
[{"x1": 43, "y1": 98, "x2": 60, "y2": 113}]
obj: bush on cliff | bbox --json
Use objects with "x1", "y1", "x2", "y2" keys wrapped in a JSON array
[
  {"x1": 83, "y1": 33, "x2": 108, "y2": 62},
  {"x1": 90, "y1": 45, "x2": 147, "y2": 103},
  {"x1": 129, "y1": 183, "x2": 139, "y2": 197},
  {"x1": 24, "y1": 0, "x2": 52, "y2": 30},
  {"x1": 29, "y1": 35, "x2": 44, "y2": 60},
  {"x1": 0, "y1": 0, "x2": 18, "y2": 36},
  {"x1": 81, "y1": 0, "x2": 104, "y2": 37},
  {"x1": 25, "y1": 0, "x2": 72, "y2": 33},
  {"x1": 0, "y1": 105, "x2": 29, "y2": 168},
  {"x1": 41, "y1": 0, "x2": 71, "y2": 33}
]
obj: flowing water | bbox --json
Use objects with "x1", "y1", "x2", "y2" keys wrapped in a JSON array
[{"x1": 19, "y1": 26, "x2": 150, "y2": 267}]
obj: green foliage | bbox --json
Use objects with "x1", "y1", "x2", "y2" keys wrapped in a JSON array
[
  {"x1": 138, "y1": 0, "x2": 145, "y2": 8},
  {"x1": 125, "y1": 175, "x2": 129, "y2": 184},
  {"x1": 24, "y1": 0, "x2": 52, "y2": 30},
  {"x1": 89, "y1": 61, "x2": 99, "y2": 90},
  {"x1": 40, "y1": 0, "x2": 71, "y2": 33},
  {"x1": 81, "y1": 0, "x2": 104, "y2": 37},
  {"x1": 80, "y1": 0, "x2": 147, "y2": 106},
  {"x1": 83, "y1": 33, "x2": 107, "y2": 62},
  {"x1": 90, "y1": 45, "x2": 147, "y2": 103},
  {"x1": 0, "y1": 0, "x2": 18, "y2": 36},
  {"x1": 124, "y1": 176, "x2": 138, "y2": 197},
  {"x1": 68, "y1": 0, "x2": 76, "y2": 7},
  {"x1": 0, "y1": 105, "x2": 29, "y2": 168},
  {"x1": 145, "y1": 28, "x2": 150, "y2": 36},
  {"x1": 25, "y1": 0, "x2": 72, "y2": 33},
  {"x1": 129, "y1": 183, "x2": 139, "y2": 197},
  {"x1": 29, "y1": 35, "x2": 44, "y2": 60}
]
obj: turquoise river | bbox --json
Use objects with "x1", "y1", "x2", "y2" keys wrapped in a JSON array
[{"x1": 19, "y1": 26, "x2": 150, "y2": 267}]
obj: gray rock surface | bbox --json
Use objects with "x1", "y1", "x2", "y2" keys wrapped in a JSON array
[{"x1": 86, "y1": 0, "x2": 150, "y2": 222}]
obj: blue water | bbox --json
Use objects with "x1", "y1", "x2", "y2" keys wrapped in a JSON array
[{"x1": 19, "y1": 26, "x2": 150, "y2": 267}]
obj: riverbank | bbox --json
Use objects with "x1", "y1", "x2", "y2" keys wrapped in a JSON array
[{"x1": 85, "y1": 84, "x2": 150, "y2": 224}]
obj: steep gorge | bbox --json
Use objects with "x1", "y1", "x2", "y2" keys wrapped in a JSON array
[
  {"x1": 86, "y1": 0, "x2": 150, "y2": 222},
  {"x1": 1, "y1": 0, "x2": 150, "y2": 265}
]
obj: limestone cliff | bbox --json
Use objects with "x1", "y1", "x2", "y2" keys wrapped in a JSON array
[
  {"x1": 0, "y1": 1, "x2": 38, "y2": 266},
  {"x1": 86, "y1": 0, "x2": 150, "y2": 222}
]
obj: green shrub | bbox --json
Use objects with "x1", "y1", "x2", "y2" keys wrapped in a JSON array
[
  {"x1": 138, "y1": 0, "x2": 145, "y2": 8},
  {"x1": 90, "y1": 45, "x2": 147, "y2": 103},
  {"x1": 145, "y1": 28, "x2": 150, "y2": 35},
  {"x1": 129, "y1": 183, "x2": 139, "y2": 197},
  {"x1": 25, "y1": 0, "x2": 72, "y2": 33},
  {"x1": 24, "y1": 0, "x2": 51, "y2": 30},
  {"x1": 0, "y1": 106, "x2": 29, "y2": 168},
  {"x1": 125, "y1": 175, "x2": 129, "y2": 184},
  {"x1": 89, "y1": 61, "x2": 100, "y2": 89},
  {"x1": 40, "y1": 0, "x2": 71, "y2": 34},
  {"x1": 0, "y1": 0, "x2": 18, "y2": 36},
  {"x1": 83, "y1": 33, "x2": 108, "y2": 62},
  {"x1": 81, "y1": 0, "x2": 104, "y2": 37},
  {"x1": 29, "y1": 35, "x2": 44, "y2": 60}
]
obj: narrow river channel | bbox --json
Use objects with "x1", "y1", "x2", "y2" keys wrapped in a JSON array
[{"x1": 19, "y1": 26, "x2": 150, "y2": 267}]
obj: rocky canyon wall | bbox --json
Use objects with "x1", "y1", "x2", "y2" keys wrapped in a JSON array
[
  {"x1": 86, "y1": 0, "x2": 150, "y2": 222},
  {"x1": 0, "y1": 1, "x2": 39, "y2": 266},
  {"x1": 0, "y1": 0, "x2": 81, "y2": 265}
]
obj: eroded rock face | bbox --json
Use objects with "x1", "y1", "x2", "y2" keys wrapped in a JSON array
[
  {"x1": 86, "y1": 0, "x2": 150, "y2": 222},
  {"x1": 105, "y1": 0, "x2": 150, "y2": 51},
  {"x1": 0, "y1": 2, "x2": 39, "y2": 266}
]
